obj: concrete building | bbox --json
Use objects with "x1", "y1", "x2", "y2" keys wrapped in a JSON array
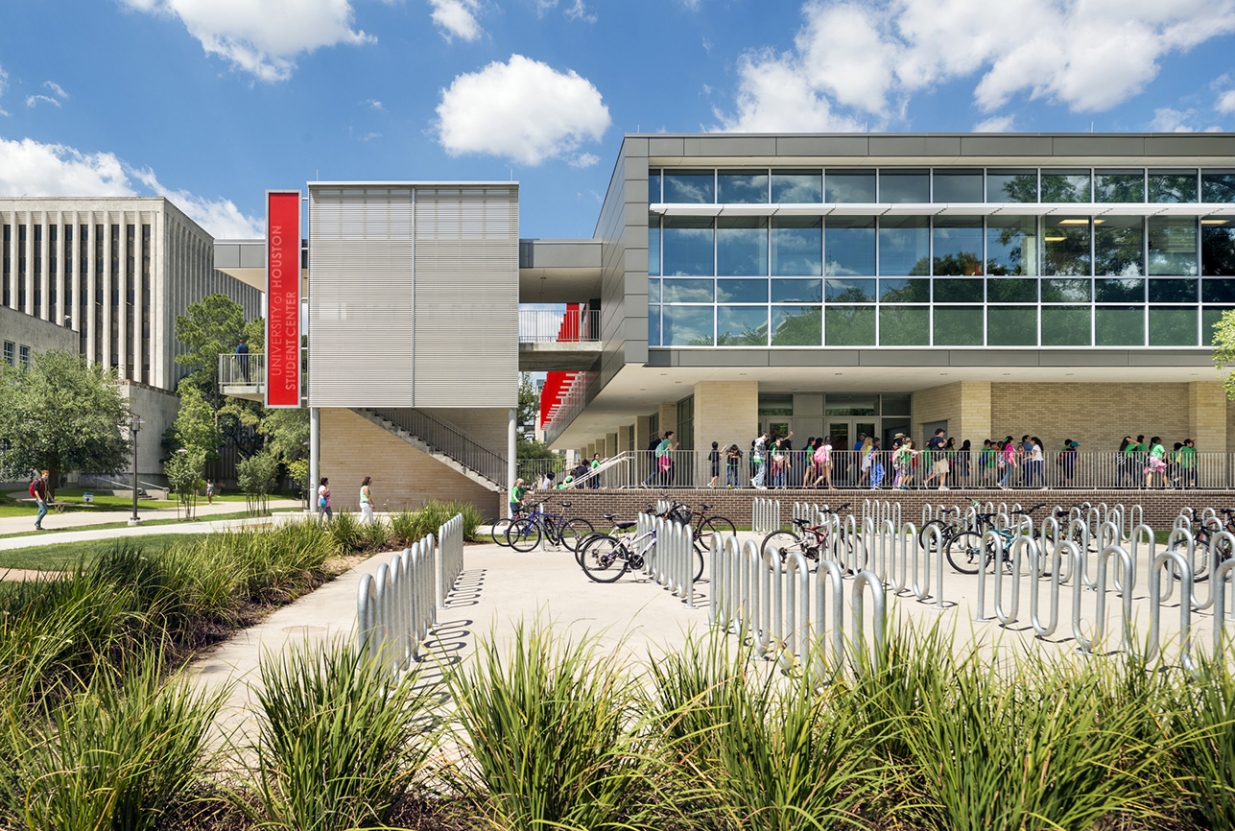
[{"x1": 1, "y1": 197, "x2": 263, "y2": 476}]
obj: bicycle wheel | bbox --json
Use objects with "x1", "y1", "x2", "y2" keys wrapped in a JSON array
[
  {"x1": 693, "y1": 517, "x2": 736, "y2": 555},
  {"x1": 825, "y1": 530, "x2": 855, "y2": 573},
  {"x1": 944, "y1": 531, "x2": 992, "y2": 575},
  {"x1": 1185, "y1": 535, "x2": 1231, "y2": 583},
  {"x1": 507, "y1": 517, "x2": 542, "y2": 552},
  {"x1": 762, "y1": 530, "x2": 808, "y2": 563},
  {"x1": 489, "y1": 517, "x2": 514, "y2": 546},
  {"x1": 581, "y1": 535, "x2": 629, "y2": 583},
  {"x1": 918, "y1": 520, "x2": 951, "y2": 553},
  {"x1": 558, "y1": 518, "x2": 595, "y2": 552}
]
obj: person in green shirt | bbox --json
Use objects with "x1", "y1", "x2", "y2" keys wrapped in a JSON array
[
  {"x1": 1179, "y1": 438, "x2": 1198, "y2": 489},
  {"x1": 509, "y1": 478, "x2": 528, "y2": 517},
  {"x1": 1118, "y1": 436, "x2": 1138, "y2": 488},
  {"x1": 589, "y1": 453, "x2": 602, "y2": 490}
]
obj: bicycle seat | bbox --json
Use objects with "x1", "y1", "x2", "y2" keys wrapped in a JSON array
[
  {"x1": 792, "y1": 517, "x2": 810, "y2": 527},
  {"x1": 700, "y1": 503, "x2": 713, "y2": 511},
  {"x1": 1221, "y1": 508, "x2": 1235, "y2": 516},
  {"x1": 559, "y1": 501, "x2": 571, "y2": 508},
  {"x1": 614, "y1": 521, "x2": 636, "y2": 531},
  {"x1": 603, "y1": 513, "x2": 618, "y2": 520}
]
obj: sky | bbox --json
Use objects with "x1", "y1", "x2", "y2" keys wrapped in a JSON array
[{"x1": 1, "y1": 0, "x2": 1234, "y2": 241}]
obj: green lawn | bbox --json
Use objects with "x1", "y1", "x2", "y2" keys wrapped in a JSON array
[
  {"x1": 0, "y1": 533, "x2": 215, "y2": 572},
  {"x1": 0, "y1": 507, "x2": 302, "y2": 542}
]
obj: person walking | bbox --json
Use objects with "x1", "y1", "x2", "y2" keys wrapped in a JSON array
[
  {"x1": 589, "y1": 453, "x2": 602, "y2": 489},
  {"x1": 870, "y1": 437, "x2": 885, "y2": 488},
  {"x1": 1059, "y1": 441, "x2": 1078, "y2": 489},
  {"x1": 751, "y1": 432, "x2": 769, "y2": 489},
  {"x1": 801, "y1": 437, "x2": 819, "y2": 489},
  {"x1": 234, "y1": 338, "x2": 250, "y2": 382},
  {"x1": 923, "y1": 428, "x2": 949, "y2": 490},
  {"x1": 812, "y1": 436, "x2": 834, "y2": 489},
  {"x1": 1118, "y1": 437, "x2": 1138, "y2": 488},
  {"x1": 857, "y1": 435, "x2": 874, "y2": 487},
  {"x1": 205, "y1": 478, "x2": 215, "y2": 505},
  {"x1": 954, "y1": 439, "x2": 970, "y2": 488},
  {"x1": 707, "y1": 441, "x2": 721, "y2": 489},
  {"x1": 656, "y1": 430, "x2": 677, "y2": 487},
  {"x1": 1143, "y1": 436, "x2": 1167, "y2": 489},
  {"x1": 893, "y1": 438, "x2": 917, "y2": 490},
  {"x1": 1024, "y1": 437, "x2": 1046, "y2": 489},
  {"x1": 359, "y1": 476, "x2": 374, "y2": 524},
  {"x1": 1179, "y1": 438, "x2": 1197, "y2": 488},
  {"x1": 998, "y1": 437, "x2": 1018, "y2": 489},
  {"x1": 30, "y1": 470, "x2": 49, "y2": 531},
  {"x1": 725, "y1": 444, "x2": 742, "y2": 488},
  {"x1": 317, "y1": 477, "x2": 332, "y2": 520},
  {"x1": 641, "y1": 431, "x2": 665, "y2": 488}
]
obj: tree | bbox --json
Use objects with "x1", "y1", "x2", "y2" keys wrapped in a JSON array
[
  {"x1": 260, "y1": 407, "x2": 310, "y2": 499},
  {"x1": 171, "y1": 385, "x2": 222, "y2": 462},
  {"x1": 174, "y1": 294, "x2": 247, "y2": 395},
  {"x1": 237, "y1": 450, "x2": 279, "y2": 516},
  {"x1": 515, "y1": 373, "x2": 560, "y2": 466},
  {"x1": 165, "y1": 447, "x2": 206, "y2": 521},
  {"x1": 1211, "y1": 310, "x2": 1235, "y2": 401},
  {"x1": 0, "y1": 351, "x2": 130, "y2": 493}
]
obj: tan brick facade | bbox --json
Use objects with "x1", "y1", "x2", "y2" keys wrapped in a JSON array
[
  {"x1": 320, "y1": 408, "x2": 503, "y2": 519},
  {"x1": 1188, "y1": 381, "x2": 1227, "y2": 453},
  {"x1": 692, "y1": 380, "x2": 758, "y2": 485},
  {"x1": 911, "y1": 381, "x2": 990, "y2": 447}
]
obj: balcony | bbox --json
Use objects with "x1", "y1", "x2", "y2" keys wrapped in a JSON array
[
  {"x1": 218, "y1": 352, "x2": 265, "y2": 401},
  {"x1": 518, "y1": 306, "x2": 602, "y2": 372}
]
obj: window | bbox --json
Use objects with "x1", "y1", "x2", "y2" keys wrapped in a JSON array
[
  {"x1": 825, "y1": 278, "x2": 876, "y2": 303},
  {"x1": 648, "y1": 169, "x2": 662, "y2": 203},
  {"x1": 662, "y1": 305, "x2": 714, "y2": 346},
  {"x1": 879, "y1": 306, "x2": 929, "y2": 345},
  {"x1": 662, "y1": 217, "x2": 713, "y2": 276},
  {"x1": 933, "y1": 169, "x2": 983, "y2": 202},
  {"x1": 771, "y1": 278, "x2": 822, "y2": 302},
  {"x1": 1202, "y1": 218, "x2": 1235, "y2": 276},
  {"x1": 716, "y1": 279, "x2": 768, "y2": 302},
  {"x1": 824, "y1": 305, "x2": 875, "y2": 345},
  {"x1": 1094, "y1": 216, "x2": 1143, "y2": 276},
  {"x1": 717, "y1": 217, "x2": 767, "y2": 276},
  {"x1": 771, "y1": 217, "x2": 821, "y2": 276},
  {"x1": 1043, "y1": 217, "x2": 1091, "y2": 276},
  {"x1": 1041, "y1": 306, "x2": 1091, "y2": 346},
  {"x1": 1148, "y1": 217, "x2": 1198, "y2": 276},
  {"x1": 1202, "y1": 170, "x2": 1235, "y2": 203},
  {"x1": 987, "y1": 306, "x2": 1037, "y2": 346},
  {"x1": 717, "y1": 170, "x2": 768, "y2": 204},
  {"x1": 1149, "y1": 169, "x2": 1198, "y2": 203},
  {"x1": 663, "y1": 171, "x2": 714, "y2": 203},
  {"x1": 758, "y1": 394, "x2": 794, "y2": 416},
  {"x1": 878, "y1": 216, "x2": 930, "y2": 276},
  {"x1": 648, "y1": 217, "x2": 661, "y2": 276},
  {"x1": 18, "y1": 345, "x2": 30, "y2": 370},
  {"x1": 1095, "y1": 306, "x2": 1144, "y2": 346},
  {"x1": 1095, "y1": 169, "x2": 1145, "y2": 202},
  {"x1": 1041, "y1": 169, "x2": 1091, "y2": 202},
  {"x1": 717, "y1": 306, "x2": 768, "y2": 345},
  {"x1": 1148, "y1": 307, "x2": 1197, "y2": 346},
  {"x1": 824, "y1": 217, "x2": 876, "y2": 276},
  {"x1": 933, "y1": 307, "x2": 983, "y2": 345},
  {"x1": 879, "y1": 278, "x2": 929, "y2": 302},
  {"x1": 2, "y1": 341, "x2": 13, "y2": 366},
  {"x1": 772, "y1": 170, "x2": 822, "y2": 203},
  {"x1": 986, "y1": 216, "x2": 1038, "y2": 275},
  {"x1": 933, "y1": 217, "x2": 983, "y2": 275},
  {"x1": 825, "y1": 169, "x2": 876, "y2": 203},
  {"x1": 771, "y1": 306, "x2": 821, "y2": 346},
  {"x1": 879, "y1": 169, "x2": 930, "y2": 203},
  {"x1": 986, "y1": 169, "x2": 1037, "y2": 202}
]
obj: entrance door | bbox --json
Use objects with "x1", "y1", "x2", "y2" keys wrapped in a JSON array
[{"x1": 824, "y1": 420, "x2": 876, "y2": 485}]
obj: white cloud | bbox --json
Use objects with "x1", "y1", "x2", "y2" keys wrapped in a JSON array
[
  {"x1": 535, "y1": 0, "x2": 557, "y2": 16},
  {"x1": 568, "y1": 152, "x2": 599, "y2": 168},
  {"x1": 429, "y1": 0, "x2": 482, "y2": 41},
  {"x1": 1219, "y1": 89, "x2": 1235, "y2": 114},
  {"x1": 436, "y1": 54, "x2": 610, "y2": 165},
  {"x1": 0, "y1": 66, "x2": 9, "y2": 116},
  {"x1": 1151, "y1": 107, "x2": 1196, "y2": 132},
  {"x1": 0, "y1": 136, "x2": 260, "y2": 238},
  {"x1": 564, "y1": 0, "x2": 596, "y2": 22},
  {"x1": 363, "y1": 98, "x2": 384, "y2": 110},
  {"x1": 25, "y1": 95, "x2": 61, "y2": 108},
  {"x1": 119, "y1": 0, "x2": 374, "y2": 82},
  {"x1": 43, "y1": 80, "x2": 68, "y2": 99},
  {"x1": 974, "y1": 114, "x2": 1016, "y2": 133},
  {"x1": 715, "y1": 0, "x2": 1235, "y2": 132},
  {"x1": 0, "y1": 137, "x2": 131, "y2": 196}
]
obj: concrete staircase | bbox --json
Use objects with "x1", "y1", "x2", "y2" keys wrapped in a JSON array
[{"x1": 352, "y1": 408, "x2": 505, "y2": 493}]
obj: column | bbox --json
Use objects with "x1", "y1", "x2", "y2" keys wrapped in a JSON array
[
  {"x1": 507, "y1": 407, "x2": 517, "y2": 515},
  {"x1": 605, "y1": 432, "x2": 618, "y2": 458},
  {"x1": 692, "y1": 381, "x2": 758, "y2": 486},
  {"x1": 1188, "y1": 381, "x2": 1226, "y2": 454},
  {"x1": 309, "y1": 407, "x2": 320, "y2": 515}
]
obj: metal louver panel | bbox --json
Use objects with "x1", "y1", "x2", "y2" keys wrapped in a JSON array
[
  {"x1": 413, "y1": 187, "x2": 518, "y2": 407},
  {"x1": 308, "y1": 187, "x2": 415, "y2": 407}
]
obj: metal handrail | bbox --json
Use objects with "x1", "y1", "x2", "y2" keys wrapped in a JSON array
[
  {"x1": 370, "y1": 408, "x2": 507, "y2": 488},
  {"x1": 519, "y1": 308, "x2": 601, "y2": 343},
  {"x1": 218, "y1": 352, "x2": 266, "y2": 387}
]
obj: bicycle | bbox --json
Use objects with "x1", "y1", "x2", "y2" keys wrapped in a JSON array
[
  {"x1": 489, "y1": 505, "x2": 529, "y2": 546},
  {"x1": 505, "y1": 500, "x2": 594, "y2": 553},
  {"x1": 579, "y1": 502, "x2": 707, "y2": 583},
  {"x1": 761, "y1": 503, "x2": 853, "y2": 569},
  {"x1": 943, "y1": 504, "x2": 1045, "y2": 575},
  {"x1": 1170, "y1": 508, "x2": 1235, "y2": 583}
]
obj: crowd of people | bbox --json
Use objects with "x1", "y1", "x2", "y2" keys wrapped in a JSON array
[{"x1": 705, "y1": 431, "x2": 1204, "y2": 491}]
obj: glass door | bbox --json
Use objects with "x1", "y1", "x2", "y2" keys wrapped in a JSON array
[{"x1": 825, "y1": 420, "x2": 876, "y2": 485}]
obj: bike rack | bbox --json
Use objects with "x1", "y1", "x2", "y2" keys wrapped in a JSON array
[
  {"x1": 357, "y1": 526, "x2": 448, "y2": 676},
  {"x1": 1148, "y1": 548, "x2": 1195, "y2": 670}
]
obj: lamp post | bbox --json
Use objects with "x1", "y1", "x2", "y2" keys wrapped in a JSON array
[{"x1": 127, "y1": 414, "x2": 143, "y2": 526}]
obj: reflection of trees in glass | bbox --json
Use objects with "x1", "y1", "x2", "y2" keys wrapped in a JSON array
[
  {"x1": 1041, "y1": 173, "x2": 1090, "y2": 202},
  {"x1": 1203, "y1": 174, "x2": 1235, "y2": 204},
  {"x1": 932, "y1": 252, "x2": 983, "y2": 276},
  {"x1": 1149, "y1": 173, "x2": 1198, "y2": 203},
  {"x1": 993, "y1": 174, "x2": 1039, "y2": 203},
  {"x1": 772, "y1": 307, "x2": 822, "y2": 346},
  {"x1": 717, "y1": 327, "x2": 769, "y2": 346},
  {"x1": 1095, "y1": 307, "x2": 1145, "y2": 346},
  {"x1": 1095, "y1": 279, "x2": 1144, "y2": 303},
  {"x1": 827, "y1": 284, "x2": 876, "y2": 303},
  {"x1": 1095, "y1": 174, "x2": 1145, "y2": 202},
  {"x1": 1148, "y1": 308, "x2": 1198, "y2": 346},
  {"x1": 879, "y1": 306, "x2": 929, "y2": 345},
  {"x1": 1203, "y1": 226, "x2": 1235, "y2": 276},
  {"x1": 880, "y1": 280, "x2": 929, "y2": 303},
  {"x1": 1040, "y1": 306, "x2": 1091, "y2": 346},
  {"x1": 987, "y1": 279, "x2": 1036, "y2": 303},
  {"x1": 1041, "y1": 279, "x2": 1091, "y2": 302},
  {"x1": 1043, "y1": 226, "x2": 1091, "y2": 276},
  {"x1": 1095, "y1": 221, "x2": 1144, "y2": 276},
  {"x1": 908, "y1": 256, "x2": 931, "y2": 276},
  {"x1": 987, "y1": 307, "x2": 1037, "y2": 345},
  {"x1": 824, "y1": 306, "x2": 875, "y2": 345}
]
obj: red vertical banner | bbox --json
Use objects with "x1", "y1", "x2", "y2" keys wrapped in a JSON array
[{"x1": 266, "y1": 191, "x2": 301, "y2": 407}]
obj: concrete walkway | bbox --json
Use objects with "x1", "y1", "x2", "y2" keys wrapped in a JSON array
[
  {"x1": 0, "y1": 511, "x2": 305, "y2": 553},
  {"x1": 0, "y1": 495, "x2": 304, "y2": 541}
]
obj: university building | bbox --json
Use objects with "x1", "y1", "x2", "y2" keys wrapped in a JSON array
[
  {"x1": 210, "y1": 132, "x2": 1235, "y2": 515},
  {"x1": 1, "y1": 197, "x2": 263, "y2": 475}
]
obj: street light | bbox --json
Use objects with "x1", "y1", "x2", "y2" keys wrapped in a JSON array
[{"x1": 127, "y1": 413, "x2": 143, "y2": 526}]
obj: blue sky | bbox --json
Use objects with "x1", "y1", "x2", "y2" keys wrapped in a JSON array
[{"x1": 1, "y1": 0, "x2": 1234, "y2": 241}]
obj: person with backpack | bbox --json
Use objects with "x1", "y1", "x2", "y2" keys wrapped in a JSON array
[
  {"x1": 811, "y1": 435, "x2": 834, "y2": 489},
  {"x1": 751, "y1": 432, "x2": 769, "y2": 489},
  {"x1": 30, "y1": 470, "x2": 49, "y2": 531},
  {"x1": 725, "y1": 444, "x2": 743, "y2": 488},
  {"x1": 1143, "y1": 436, "x2": 1167, "y2": 489},
  {"x1": 1058, "y1": 441, "x2": 1078, "y2": 489}
]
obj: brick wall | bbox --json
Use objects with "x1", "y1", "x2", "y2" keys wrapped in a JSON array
[
  {"x1": 531, "y1": 487, "x2": 1234, "y2": 531},
  {"x1": 321, "y1": 408, "x2": 504, "y2": 518}
]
